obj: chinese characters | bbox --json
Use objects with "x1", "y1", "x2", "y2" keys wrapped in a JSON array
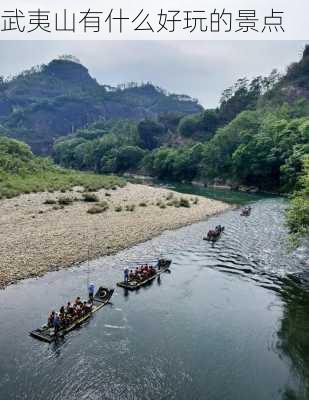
[{"x1": 0, "y1": 8, "x2": 285, "y2": 35}]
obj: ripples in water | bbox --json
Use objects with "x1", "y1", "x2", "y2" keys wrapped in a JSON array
[{"x1": 0, "y1": 197, "x2": 308, "y2": 400}]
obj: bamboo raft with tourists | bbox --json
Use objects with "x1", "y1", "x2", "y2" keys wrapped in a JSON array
[
  {"x1": 117, "y1": 258, "x2": 172, "y2": 290},
  {"x1": 203, "y1": 225, "x2": 225, "y2": 242},
  {"x1": 240, "y1": 206, "x2": 252, "y2": 217},
  {"x1": 30, "y1": 286, "x2": 114, "y2": 343}
]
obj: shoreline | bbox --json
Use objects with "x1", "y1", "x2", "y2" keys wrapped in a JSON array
[{"x1": 0, "y1": 183, "x2": 232, "y2": 289}]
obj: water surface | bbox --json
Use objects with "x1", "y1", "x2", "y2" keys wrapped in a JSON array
[{"x1": 0, "y1": 198, "x2": 308, "y2": 400}]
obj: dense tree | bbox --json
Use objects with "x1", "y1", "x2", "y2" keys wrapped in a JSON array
[
  {"x1": 114, "y1": 146, "x2": 145, "y2": 172},
  {"x1": 178, "y1": 113, "x2": 202, "y2": 138},
  {"x1": 201, "y1": 110, "x2": 309, "y2": 190},
  {"x1": 286, "y1": 156, "x2": 309, "y2": 241},
  {"x1": 138, "y1": 119, "x2": 166, "y2": 150},
  {"x1": 178, "y1": 110, "x2": 220, "y2": 141},
  {"x1": 53, "y1": 137, "x2": 85, "y2": 168},
  {"x1": 201, "y1": 110, "x2": 261, "y2": 181},
  {"x1": 158, "y1": 112, "x2": 185, "y2": 132},
  {"x1": 142, "y1": 144, "x2": 204, "y2": 182}
]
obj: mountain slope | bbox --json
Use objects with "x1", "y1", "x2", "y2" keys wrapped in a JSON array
[
  {"x1": 0, "y1": 135, "x2": 124, "y2": 198},
  {"x1": 260, "y1": 45, "x2": 309, "y2": 110},
  {"x1": 53, "y1": 45, "x2": 309, "y2": 193},
  {"x1": 0, "y1": 58, "x2": 202, "y2": 154}
]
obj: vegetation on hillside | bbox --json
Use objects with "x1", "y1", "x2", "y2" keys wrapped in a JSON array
[
  {"x1": 0, "y1": 136, "x2": 125, "y2": 199},
  {"x1": 53, "y1": 47, "x2": 308, "y2": 195},
  {"x1": 286, "y1": 156, "x2": 309, "y2": 242},
  {"x1": 178, "y1": 71, "x2": 281, "y2": 141},
  {"x1": 201, "y1": 109, "x2": 309, "y2": 191},
  {"x1": 54, "y1": 106, "x2": 308, "y2": 193},
  {"x1": 0, "y1": 57, "x2": 202, "y2": 154}
]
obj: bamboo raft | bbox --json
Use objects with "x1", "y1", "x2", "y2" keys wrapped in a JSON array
[
  {"x1": 117, "y1": 259, "x2": 172, "y2": 290},
  {"x1": 241, "y1": 207, "x2": 252, "y2": 217},
  {"x1": 203, "y1": 227, "x2": 225, "y2": 242},
  {"x1": 30, "y1": 287, "x2": 114, "y2": 343}
]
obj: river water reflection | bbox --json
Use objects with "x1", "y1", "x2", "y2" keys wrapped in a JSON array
[{"x1": 0, "y1": 198, "x2": 308, "y2": 400}]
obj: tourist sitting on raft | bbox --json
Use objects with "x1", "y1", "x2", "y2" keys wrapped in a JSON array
[
  {"x1": 124, "y1": 264, "x2": 156, "y2": 283},
  {"x1": 47, "y1": 296, "x2": 93, "y2": 331}
]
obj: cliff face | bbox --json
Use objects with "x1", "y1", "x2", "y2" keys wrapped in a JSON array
[
  {"x1": 0, "y1": 59, "x2": 202, "y2": 155},
  {"x1": 261, "y1": 45, "x2": 309, "y2": 107}
]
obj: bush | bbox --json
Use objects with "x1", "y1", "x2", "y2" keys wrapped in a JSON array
[
  {"x1": 87, "y1": 201, "x2": 109, "y2": 214},
  {"x1": 52, "y1": 205, "x2": 64, "y2": 210},
  {"x1": 167, "y1": 198, "x2": 179, "y2": 207},
  {"x1": 87, "y1": 206, "x2": 105, "y2": 214},
  {"x1": 125, "y1": 204, "x2": 135, "y2": 212},
  {"x1": 58, "y1": 196, "x2": 73, "y2": 205},
  {"x1": 84, "y1": 186, "x2": 98, "y2": 192},
  {"x1": 156, "y1": 199, "x2": 167, "y2": 208},
  {"x1": 105, "y1": 192, "x2": 111, "y2": 197},
  {"x1": 166, "y1": 197, "x2": 191, "y2": 208},
  {"x1": 82, "y1": 193, "x2": 99, "y2": 202},
  {"x1": 179, "y1": 197, "x2": 190, "y2": 207},
  {"x1": 193, "y1": 197, "x2": 199, "y2": 205},
  {"x1": 44, "y1": 198, "x2": 57, "y2": 205},
  {"x1": 115, "y1": 205, "x2": 123, "y2": 212},
  {"x1": 97, "y1": 201, "x2": 109, "y2": 211},
  {"x1": 139, "y1": 202, "x2": 147, "y2": 207}
]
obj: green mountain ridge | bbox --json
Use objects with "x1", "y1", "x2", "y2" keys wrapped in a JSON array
[{"x1": 0, "y1": 57, "x2": 202, "y2": 155}]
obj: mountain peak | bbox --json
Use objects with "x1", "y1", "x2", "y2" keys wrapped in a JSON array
[
  {"x1": 303, "y1": 44, "x2": 309, "y2": 58},
  {"x1": 44, "y1": 58, "x2": 97, "y2": 86}
]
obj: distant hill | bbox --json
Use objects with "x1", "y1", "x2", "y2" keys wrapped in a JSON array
[{"x1": 0, "y1": 58, "x2": 202, "y2": 154}]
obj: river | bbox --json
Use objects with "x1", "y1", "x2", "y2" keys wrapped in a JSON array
[{"x1": 0, "y1": 196, "x2": 308, "y2": 400}]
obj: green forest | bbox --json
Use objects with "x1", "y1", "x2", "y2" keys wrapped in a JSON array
[
  {"x1": 53, "y1": 107, "x2": 308, "y2": 193},
  {"x1": 54, "y1": 47, "x2": 309, "y2": 195}
]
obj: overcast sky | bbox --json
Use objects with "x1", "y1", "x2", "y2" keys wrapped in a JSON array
[{"x1": 0, "y1": 41, "x2": 307, "y2": 108}]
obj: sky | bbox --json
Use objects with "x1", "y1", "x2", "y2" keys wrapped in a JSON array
[{"x1": 0, "y1": 40, "x2": 307, "y2": 108}]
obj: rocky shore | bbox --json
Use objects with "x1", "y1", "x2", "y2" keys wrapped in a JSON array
[{"x1": 0, "y1": 183, "x2": 231, "y2": 289}]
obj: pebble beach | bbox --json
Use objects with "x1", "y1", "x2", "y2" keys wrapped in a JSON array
[{"x1": 0, "y1": 183, "x2": 231, "y2": 288}]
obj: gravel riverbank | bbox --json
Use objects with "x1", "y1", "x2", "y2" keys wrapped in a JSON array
[{"x1": 0, "y1": 183, "x2": 231, "y2": 288}]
